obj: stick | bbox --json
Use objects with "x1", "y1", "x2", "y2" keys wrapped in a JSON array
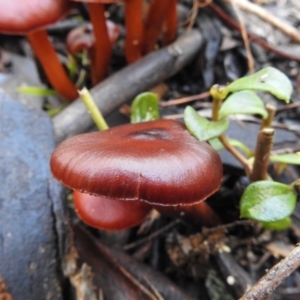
[
  {"x1": 239, "y1": 243, "x2": 300, "y2": 300},
  {"x1": 250, "y1": 128, "x2": 274, "y2": 182},
  {"x1": 223, "y1": 0, "x2": 300, "y2": 43},
  {"x1": 53, "y1": 30, "x2": 203, "y2": 143}
]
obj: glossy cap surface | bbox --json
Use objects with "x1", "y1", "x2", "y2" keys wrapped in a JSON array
[
  {"x1": 51, "y1": 120, "x2": 223, "y2": 206},
  {"x1": 0, "y1": 0, "x2": 72, "y2": 34}
]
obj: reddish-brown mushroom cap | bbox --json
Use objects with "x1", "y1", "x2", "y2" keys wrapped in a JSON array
[
  {"x1": 51, "y1": 120, "x2": 223, "y2": 207},
  {"x1": 74, "y1": 191, "x2": 151, "y2": 230},
  {"x1": 66, "y1": 21, "x2": 121, "y2": 55},
  {"x1": 0, "y1": 0, "x2": 72, "y2": 34}
]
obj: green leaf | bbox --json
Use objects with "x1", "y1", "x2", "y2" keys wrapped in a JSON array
[
  {"x1": 224, "y1": 67, "x2": 292, "y2": 103},
  {"x1": 131, "y1": 92, "x2": 160, "y2": 124},
  {"x1": 17, "y1": 86, "x2": 58, "y2": 97},
  {"x1": 219, "y1": 90, "x2": 268, "y2": 119},
  {"x1": 240, "y1": 181, "x2": 297, "y2": 222},
  {"x1": 184, "y1": 106, "x2": 229, "y2": 141},
  {"x1": 270, "y1": 152, "x2": 300, "y2": 165},
  {"x1": 262, "y1": 217, "x2": 291, "y2": 231}
]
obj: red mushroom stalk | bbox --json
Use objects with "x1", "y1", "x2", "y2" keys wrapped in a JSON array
[
  {"x1": 72, "y1": 0, "x2": 114, "y2": 84},
  {"x1": 163, "y1": 0, "x2": 177, "y2": 45},
  {"x1": 0, "y1": 1, "x2": 78, "y2": 101},
  {"x1": 124, "y1": 0, "x2": 143, "y2": 63},
  {"x1": 142, "y1": 0, "x2": 173, "y2": 54},
  {"x1": 51, "y1": 120, "x2": 223, "y2": 230}
]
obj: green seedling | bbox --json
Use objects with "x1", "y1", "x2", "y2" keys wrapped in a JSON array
[
  {"x1": 183, "y1": 66, "x2": 299, "y2": 230},
  {"x1": 131, "y1": 92, "x2": 160, "y2": 123}
]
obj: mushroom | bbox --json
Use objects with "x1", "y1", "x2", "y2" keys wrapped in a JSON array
[
  {"x1": 73, "y1": 191, "x2": 151, "y2": 230},
  {"x1": 50, "y1": 120, "x2": 223, "y2": 229},
  {"x1": 0, "y1": 1, "x2": 78, "y2": 101},
  {"x1": 72, "y1": 0, "x2": 143, "y2": 82},
  {"x1": 66, "y1": 21, "x2": 121, "y2": 55}
]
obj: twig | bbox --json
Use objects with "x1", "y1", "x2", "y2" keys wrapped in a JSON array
[
  {"x1": 219, "y1": 135, "x2": 252, "y2": 176},
  {"x1": 239, "y1": 243, "x2": 300, "y2": 300},
  {"x1": 250, "y1": 128, "x2": 274, "y2": 182},
  {"x1": 160, "y1": 91, "x2": 210, "y2": 107},
  {"x1": 230, "y1": 1, "x2": 255, "y2": 73},
  {"x1": 163, "y1": 113, "x2": 184, "y2": 119},
  {"x1": 53, "y1": 30, "x2": 203, "y2": 143},
  {"x1": 143, "y1": 276, "x2": 165, "y2": 300},
  {"x1": 223, "y1": 0, "x2": 300, "y2": 43},
  {"x1": 116, "y1": 264, "x2": 158, "y2": 300},
  {"x1": 203, "y1": 220, "x2": 255, "y2": 234},
  {"x1": 276, "y1": 101, "x2": 300, "y2": 112},
  {"x1": 123, "y1": 219, "x2": 181, "y2": 251},
  {"x1": 208, "y1": 2, "x2": 300, "y2": 62}
]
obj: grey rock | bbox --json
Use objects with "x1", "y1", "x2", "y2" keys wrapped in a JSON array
[
  {"x1": 0, "y1": 53, "x2": 45, "y2": 110},
  {"x1": 0, "y1": 91, "x2": 65, "y2": 299}
]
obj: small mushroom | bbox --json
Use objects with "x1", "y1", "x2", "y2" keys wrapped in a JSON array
[
  {"x1": 72, "y1": 0, "x2": 143, "y2": 82},
  {"x1": 0, "y1": 1, "x2": 78, "y2": 101},
  {"x1": 51, "y1": 120, "x2": 223, "y2": 229},
  {"x1": 73, "y1": 191, "x2": 151, "y2": 230},
  {"x1": 66, "y1": 21, "x2": 121, "y2": 55}
]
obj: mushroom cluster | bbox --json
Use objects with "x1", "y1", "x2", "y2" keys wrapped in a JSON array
[
  {"x1": 50, "y1": 120, "x2": 223, "y2": 230},
  {"x1": 0, "y1": 0, "x2": 78, "y2": 101}
]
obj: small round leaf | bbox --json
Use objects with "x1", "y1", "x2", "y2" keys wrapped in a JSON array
[
  {"x1": 224, "y1": 67, "x2": 292, "y2": 103},
  {"x1": 131, "y1": 92, "x2": 160, "y2": 124},
  {"x1": 240, "y1": 181, "x2": 297, "y2": 222},
  {"x1": 184, "y1": 106, "x2": 229, "y2": 141},
  {"x1": 219, "y1": 90, "x2": 268, "y2": 119}
]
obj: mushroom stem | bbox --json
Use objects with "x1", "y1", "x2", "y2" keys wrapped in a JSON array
[
  {"x1": 153, "y1": 201, "x2": 221, "y2": 227},
  {"x1": 27, "y1": 29, "x2": 78, "y2": 101},
  {"x1": 163, "y1": 0, "x2": 177, "y2": 45},
  {"x1": 124, "y1": 0, "x2": 143, "y2": 63},
  {"x1": 79, "y1": 87, "x2": 109, "y2": 131},
  {"x1": 88, "y1": 2, "x2": 112, "y2": 84},
  {"x1": 142, "y1": 0, "x2": 172, "y2": 54}
]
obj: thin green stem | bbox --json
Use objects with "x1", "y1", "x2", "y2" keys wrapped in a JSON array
[
  {"x1": 212, "y1": 96, "x2": 252, "y2": 176},
  {"x1": 79, "y1": 87, "x2": 109, "y2": 131}
]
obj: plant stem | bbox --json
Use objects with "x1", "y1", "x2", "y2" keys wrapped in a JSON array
[
  {"x1": 212, "y1": 98, "x2": 221, "y2": 122},
  {"x1": 79, "y1": 87, "x2": 108, "y2": 131},
  {"x1": 250, "y1": 128, "x2": 274, "y2": 182},
  {"x1": 212, "y1": 97, "x2": 252, "y2": 176},
  {"x1": 219, "y1": 135, "x2": 252, "y2": 176},
  {"x1": 260, "y1": 104, "x2": 276, "y2": 129}
]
